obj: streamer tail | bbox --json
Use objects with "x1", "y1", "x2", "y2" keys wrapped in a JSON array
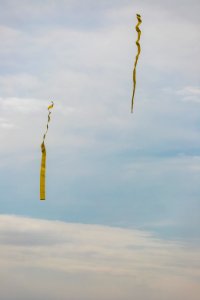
[
  {"x1": 40, "y1": 101, "x2": 54, "y2": 200},
  {"x1": 131, "y1": 14, "x2": 142, "y2": 113},
  {"x1": 40, "y1": 142, "x2": 46, "y2": 200}
]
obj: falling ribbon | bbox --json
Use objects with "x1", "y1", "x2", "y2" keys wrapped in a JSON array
[
  {"x1": 40, "y1": 101, "x2": 54, "y2": 200},
  {"x1": 131, "y1": 14, "x2": 142, "y2": 113}
]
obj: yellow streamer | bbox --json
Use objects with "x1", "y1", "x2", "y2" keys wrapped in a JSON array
[
  {"x1": 131, "y1": 14, "x2": 142, "y2": 113},
  {"x1": 40, "y1": 101, "x2": 54, "y2": 200}
]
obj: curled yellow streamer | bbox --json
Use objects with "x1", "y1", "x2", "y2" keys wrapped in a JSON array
[
  {"x1": 40, "y1": 101, "x2": 54, "y2": 200},
  {"x1": 131, "y1": 14, "x2": 142, "y2": 113}
]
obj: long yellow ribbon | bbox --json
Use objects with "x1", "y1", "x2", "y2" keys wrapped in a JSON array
[
  {"x1": 131, "y1": 14, "x2": 142, "y2": 113},
  {"x1": 40, "y1": 101, "x2": 54, "y2": 200}
]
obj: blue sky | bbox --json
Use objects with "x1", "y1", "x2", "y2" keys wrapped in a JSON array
[{"x1": 0, "y1": 0, "x2": 200, "y2": 299}]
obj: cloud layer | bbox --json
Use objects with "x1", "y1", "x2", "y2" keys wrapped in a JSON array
[{"x1": 0, "y1": 215, "x2": 200, "y2": 300}]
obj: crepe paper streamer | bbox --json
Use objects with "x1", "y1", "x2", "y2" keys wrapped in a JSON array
[
  {"x1": 131, "y1": 14, "x2": 142, "y2": 113},
  {"x1": 40, "y1": 101, "x2": 54, "y2": 200}
]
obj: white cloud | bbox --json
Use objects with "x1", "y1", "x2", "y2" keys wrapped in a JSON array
[
  {"x1": 176, "y1": 87, "x2": 200, "y2": 96},
  {"x1": 125, "y1": 155, "x2": 200, "y2": 176},
  {"x1": 0, "y1": 117, "x2": 14, "y2": 129},
  {"x1": 163, "y1": 86, "x2": 200, "y2": 104},
  {"x1": 0, "y1": 215, "x2": 199, "y2": 300},
  {"x1": 174, "y1": 86, "x2": 200, "y2": 103},
  {"x1": 0, "y1": 74, "x2": 40, "y2": 96}
]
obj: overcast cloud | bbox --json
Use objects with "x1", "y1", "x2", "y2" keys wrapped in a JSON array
[{"x1": 0, "y1": 215, "x2": 200, "y2": 300}]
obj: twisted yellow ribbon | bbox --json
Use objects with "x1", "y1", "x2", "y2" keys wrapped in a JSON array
[
  {"x1": 131, "y1": 14, "x2": 142, "y2": 113},
  {"x1": 40, "y1": 101, "x2": 54, "y2": 200}
]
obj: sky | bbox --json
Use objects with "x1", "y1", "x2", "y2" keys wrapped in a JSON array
[{"x1": 0, "y1": 0, "x2": 200, "y2": 299}]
